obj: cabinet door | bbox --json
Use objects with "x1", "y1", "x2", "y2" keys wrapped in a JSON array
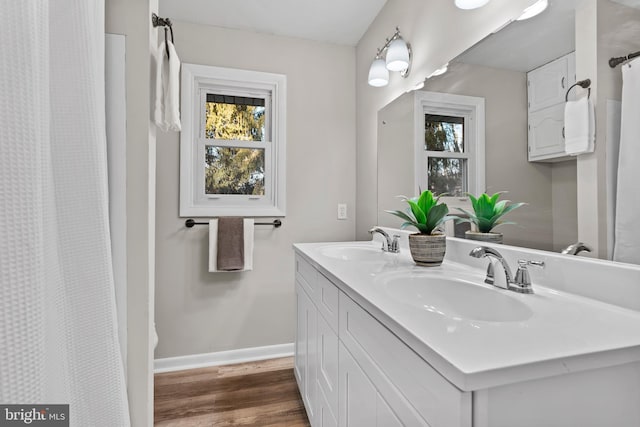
[
  {"x1": 376, "y1": 392, "x2": 404, "y2": 427},
  {"x1": 317, "y1": 382, "x2": 339, "y2": 427},
  {"x1": 528, "y1": 103, "x2": 567, "y2": 161},
  {"x1": 295, "y1": 282, "x2": 318, "y2": 423},
  {"x1": 317, "y1": 312, "x2": 339, "y2": 419},
  {"x1": 339, "y1": 343, "x2": 413, "y2": 427},
  {"x1": 294, "y1": 282, "x2": 305, "y2": 386},
  {"x1": 339, "y1": 343, "x2": 377, "y2": 427},
  {"x1": 528, "y1": 56, "x2": 568, "y2": 112}
]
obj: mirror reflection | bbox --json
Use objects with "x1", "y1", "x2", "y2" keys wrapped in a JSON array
[{"x1": 378, "y1": 0, "x2": 581, "y2": 252}]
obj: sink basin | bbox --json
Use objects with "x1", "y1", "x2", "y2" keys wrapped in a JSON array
[
  {"x1": 319, "y1": 245, "x2": 389, "y2": 262},
  {"x1": 379, "y1": 273, "x2": 533, "y2": 322}
]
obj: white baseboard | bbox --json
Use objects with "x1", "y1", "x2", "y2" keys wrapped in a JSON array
[{"x1": 154, "y1": 342, "x2": 294, "y2": 374}]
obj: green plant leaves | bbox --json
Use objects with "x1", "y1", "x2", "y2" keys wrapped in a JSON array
[
  {"x1": 457, "y1": 192, "x2": 524, "y2": 233},
  {"x1": 385, "y1": 190, "x2": 451, "y2": 235},
  {"x1": 406, "y1": 199, "x2": 427, "y2": 225}
]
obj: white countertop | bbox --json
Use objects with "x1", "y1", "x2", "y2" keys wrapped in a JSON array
[{"x1": 293, "y1": 240, "x2": 640, "y2": 391}]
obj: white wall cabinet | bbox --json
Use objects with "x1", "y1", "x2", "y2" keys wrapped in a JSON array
[{"x1": 527, "y1": 52, "x2": 575, "y2": 162}]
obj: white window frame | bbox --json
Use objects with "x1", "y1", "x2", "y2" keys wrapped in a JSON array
[
  {"x1": 413, "y1": 91, "x2": 485, "y2": 210},
  {"x1": 180, "y1": 63, "x2": 286, "y2": 217}
]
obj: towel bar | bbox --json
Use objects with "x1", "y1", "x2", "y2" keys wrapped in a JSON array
[
  {"x1": 185, "y1": 219, "x2": 282, "y2": 228},
  {"x1": 609, "y1": 50, "x2": 640, "y2": 68}
]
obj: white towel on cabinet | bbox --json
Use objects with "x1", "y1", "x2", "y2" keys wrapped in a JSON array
[
  {"x1": 208, "y1": 219, "x2": 255, "y2": 272},
  {"x1": 564, "y1": 96, "x2": 595, "y2": 155},
  {"x1": 154, "y1": 40, "x2": 181, "y2": 132}
]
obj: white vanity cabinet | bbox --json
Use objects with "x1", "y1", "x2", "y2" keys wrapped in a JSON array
[
  {"x1": 527, "y1": 52, "x2": 575, "y2": 162},
  {"x1": 295, "y1": 255, "x2": 339, "y2": 427},
  {"x1": 294, "y1": 242, "x2": 640, "y2": 427},
  {"x1": 294, "y1": 254, "x2": 472, "y2": 427}
]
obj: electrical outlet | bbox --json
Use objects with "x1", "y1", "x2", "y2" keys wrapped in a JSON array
[{"x1": 337, "y1": 203, "x2": 348, "y2": 220}]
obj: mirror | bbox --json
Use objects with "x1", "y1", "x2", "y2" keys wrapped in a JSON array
[{"x1": 377, "y1": 0, "x2": 581, "y2": 253}]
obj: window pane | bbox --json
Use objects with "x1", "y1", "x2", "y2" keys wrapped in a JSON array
[
  {"x1": 425, "y1": 114, "x2": 464, "y2": 153},
  {"x1": 205, "y1": 146, "x2": 265, "y2": 195},
  {"x1": 205, "y1": 93, "x2": 266, "y2": 141},
  {"x1": 427, "y1": 157, "x2": 467, "y2": 197}
]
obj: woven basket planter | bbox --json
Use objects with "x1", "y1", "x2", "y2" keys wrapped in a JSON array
[
  {"x1": 465, "y1": 231, "x2": 503, "y2": 244},
  {"x1": 408, "y1": 233, "x2": 446, "y2": 267}
]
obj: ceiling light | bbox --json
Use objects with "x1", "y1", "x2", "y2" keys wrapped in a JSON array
[
  {"x1": 517, "y1": 0, "x2": 548, "y2": 20},
  {"x1": 455, "y1": 0, "x2": 491, "y2": 10},
  {"x1": 368, "y1": 58, "x2": 389, "y2": 87},
  {"x1": 368, "y1": 27, "x2": 412, "y2": 87},
  {"x1": 386, "y1": 38, "x2": 410, "y2": 71}
]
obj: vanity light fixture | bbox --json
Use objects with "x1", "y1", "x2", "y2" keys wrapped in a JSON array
[
  {"x1": 367, "y1": 27, "x2": 411, "y2": 87},
  {"x1": 517, "y1": 0, "x2": 548, "y2": 20},
  {"x1": 454, "y1": 0, "x2": 491, "y2": 10},
  {"x1": 368, "y1": 57, "x2": 390, "y2": 87}
]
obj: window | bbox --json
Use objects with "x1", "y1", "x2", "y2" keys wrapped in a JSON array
[
  {"x1": 180, "y1": 64, "x2": 286, "y2": 217},
  {"x1": 414, "y1": 92, "x2": 484, "y2": 209}
]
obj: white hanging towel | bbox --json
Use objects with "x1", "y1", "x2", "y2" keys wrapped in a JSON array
[
  {"x1": 614, "y1": 58, "x2": 640, "y2": 264},
  {"x1": 564, "y1": 96, "x2": 595, "y2": 155},
  {"x1": 208, "y1": 219, "x2": 255, "y2": 272},
  {"x1": 154, "y1": 39, "x2": 181, "y2": 131}
]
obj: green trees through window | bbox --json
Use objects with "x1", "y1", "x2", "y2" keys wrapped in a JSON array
[
  {"x1": 425, "y1": 114, "x2": 466, "y2": 197},
  {"x1": 204, "y1": 97, "x2": 267, "y2": 195}
]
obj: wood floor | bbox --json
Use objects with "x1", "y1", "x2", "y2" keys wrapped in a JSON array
[{"x1": 154, "y1": 357, "x2": 311, "y2": 426}]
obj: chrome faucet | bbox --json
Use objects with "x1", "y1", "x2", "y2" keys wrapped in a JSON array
[
  {"x1": 561, "y1": 242, "x2": 591, "y2": 256},
  {"x1": 369, "y1": 227, "x2": 400, "y2": 253},
  {"x1": 469, "y1": 246, "x2": 544, "y2": 294}
]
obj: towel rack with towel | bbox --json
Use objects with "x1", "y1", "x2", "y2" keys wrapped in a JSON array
[
  {"x1": 185, "y1": 218, "x2": 282, "y2": 228},
  {"x1": 609, "y1": 50, "x2": 640, "y2": 68},
  {"x1": 565, "y1": 78, "x2": 591, "y2": 102},
  {"x1": 151, "y1": 13, "x2": 174, "y2": 59}
]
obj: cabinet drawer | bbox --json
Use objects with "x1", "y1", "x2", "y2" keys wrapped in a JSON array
[
  {"x1": 339, "y1": 292, "x2": 471, "y2": 427},
  {"x1": 296, "y1": 255, "x2": 318, "y2": 298},
  {"x1": 317, "y1": 272, "x2": 340, "y2": 332}
]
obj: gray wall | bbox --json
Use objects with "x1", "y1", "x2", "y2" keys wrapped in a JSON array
[
  {"x1": 154, "y1": 22, "x2": 356, "y2": 358},
  {"x1": 552, "y1": 161, "x2": 578, "y2": 252}
]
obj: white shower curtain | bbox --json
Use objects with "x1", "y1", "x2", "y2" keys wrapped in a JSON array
[
  {"x1": 0, "y1": 1, "x2": 130, "y2": 425},
  {"x1": 614, "y1": 57, "x2": 640, "y2": 264}
]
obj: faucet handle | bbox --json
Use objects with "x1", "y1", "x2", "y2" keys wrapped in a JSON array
[
  {"x1": 512, "y1": 259, "x2": 545, "y2": 293},
  {"x1": 517, "y1": 259, "x2": 545, "y2": 269},
  {"x1": 389, "y1": 235, "x2": 401, "y2": 253}
]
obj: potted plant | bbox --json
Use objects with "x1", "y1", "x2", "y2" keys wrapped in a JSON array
[
  {"x1": 456, "y1": 192, "x2": 525, "y2": 244},
  {"x1": 386, "y1": 190, "x2": 453, "y2": 266}
]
